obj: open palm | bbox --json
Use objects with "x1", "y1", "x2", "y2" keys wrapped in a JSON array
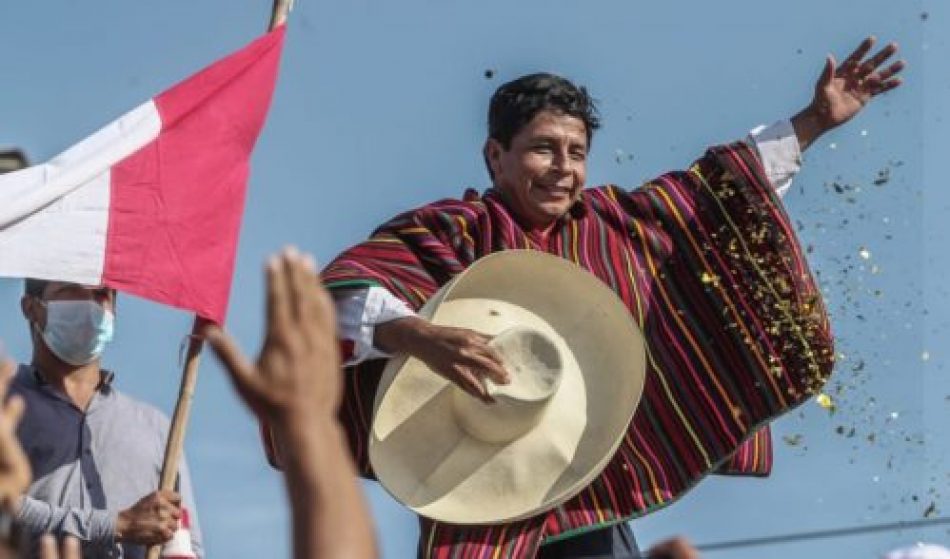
[{"x1": 812, "y1": 36, "x2": 905, "y2": 129}]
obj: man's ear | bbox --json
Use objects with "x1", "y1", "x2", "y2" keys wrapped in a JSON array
[
  {"x1": 21, "y1": 295, "x2": 41, "y2": 329},
  {"x1": 20, "y1": 296, "x2": 32, "y2": 322},
  {"x1": 484, "y1": 138, "x2": 505, "y2": 182}
]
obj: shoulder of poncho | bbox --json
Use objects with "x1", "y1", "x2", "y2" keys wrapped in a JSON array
[
  {"x1": 391, "y1": 195, "x2": 488, "y2": 222},
  {"x1": 371, "y1": 194, "x2": 489, "y2": 239},
  {"x1": 582, "y1": 184, "x2": 626, "y2": 203}
]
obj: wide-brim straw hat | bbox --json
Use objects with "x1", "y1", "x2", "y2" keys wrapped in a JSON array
[{"x1": 369, "y1": 250, "x2": 646, "y2": 525}]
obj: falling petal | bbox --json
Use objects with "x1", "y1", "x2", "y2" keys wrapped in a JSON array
[{"x1": 782, "y1": 434, "x2": 804, "y2": 446}]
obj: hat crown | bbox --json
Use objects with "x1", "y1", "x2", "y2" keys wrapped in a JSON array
[{"x1": 453, "y1": 327, "x2": 563, "y2": 444}]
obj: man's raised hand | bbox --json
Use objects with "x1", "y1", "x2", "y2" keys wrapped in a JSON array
[{"x1": 793, "y1": 36, "x2": 906, "y2": 150}]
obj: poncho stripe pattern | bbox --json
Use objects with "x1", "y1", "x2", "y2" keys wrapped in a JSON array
[{"x1": 323, "y1": 143, "x2": 834, "y2": 558}]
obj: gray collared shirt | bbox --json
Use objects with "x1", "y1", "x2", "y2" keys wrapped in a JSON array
[{"x1": 11, "y1": 365, "x2": 203, "y2": 559}]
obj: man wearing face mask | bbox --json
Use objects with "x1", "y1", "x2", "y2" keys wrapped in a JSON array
[{"x1": 9, "y1": 279, "x2": 203, "y2": 559}]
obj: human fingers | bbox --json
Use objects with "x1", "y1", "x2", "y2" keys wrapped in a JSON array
[
  {"x1": 0, "y1": 358, "x2": 15, "y2": 411},
  {"x1": 471, "y1": 333, "x2": 506, "y2": 365},
  {"x1": 284, "y1": 246, "x2": 310, "y2": 324},
  {"x1": 304, "y1": 257, "x2": 337, "y2": 333},
  {"x1": 871, "y1": 77, "x2": 903, "y2": 96},
  {"x1": 204, "y1": 326, "x2": 266, "y2": 405},
  {"x1": 296, "y1": 252, "x2": 318, "y2": 324},
  {"x1": 818, "y1": 55, "x2": 836, "y2": 88},
  {"x1": 61, "y1": 537, "x2": 81, "y2": 559},
  {"x1": 454, "y1": 367, "x2": 494, "y2": 404},
  {"x1": 266, "y1": 253, "x2": 292, "y2": 343},
  {"x1": 39, "y1": 534, "x2": 58, "y2": 559},
  {"x1": 873, "y1": 59, "x2": 906, "y2": 84},
  {"x1": 858, "y1": 41, "x2": 899, "y2": 76},
  {"x1": 157, "y1": 490, "x2": 182, "y2": 507},
  {"x1": 0, "y1": 358, "x2": 14, "y2": 385},
  {"x1": 839, "y1": 36, "x2": 875, "y2": 74},
  {"x1": 311, "y1": 280, "x2": 338, "y2": 339},
  {"x1": 0, "y1": 395, "x2": 25, "y2": 430},
  {"x1": 468, "y1": 352, "x2": 510, "y2": 385}
]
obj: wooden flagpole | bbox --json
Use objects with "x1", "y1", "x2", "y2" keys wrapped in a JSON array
[{"x1": 145, "y1": 3, "x2": 292, "y2": 558}]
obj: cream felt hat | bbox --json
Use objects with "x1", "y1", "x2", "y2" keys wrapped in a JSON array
[{"x1": 369, "y1": 250, "x2": 647, "y2": 525}]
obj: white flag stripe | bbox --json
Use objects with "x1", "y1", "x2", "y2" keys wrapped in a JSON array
[
  {"x1": 0, "y1": 100, "x2": 161, "y2": 229},
  {"x1": 0, "y1": 168, "x2": 110, "y2": 285}
]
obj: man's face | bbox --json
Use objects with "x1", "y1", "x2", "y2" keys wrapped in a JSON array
[
  {"x1": 22, "y1": 282, "x2": 116, "y2": 331},
  {"x1": 485, "y1": 110, "x2": 589, "y2": 229}
]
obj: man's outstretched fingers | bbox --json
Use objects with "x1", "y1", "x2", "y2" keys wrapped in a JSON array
[
  {"x1": 873, "y1": 78, "x2": 902, "y2": 95},
  {"x1": 841, "y1": 35, "x2": 875, "y2": 72},
  {"x1": 875, "y1": 59, "x2": 906, "y2": 83},
  {"x1": 819, "y1": 55, "x2": 836, "y2": 86},
  {"x1": 861, "y1": 41, "x2": 899, "y2": 75}
]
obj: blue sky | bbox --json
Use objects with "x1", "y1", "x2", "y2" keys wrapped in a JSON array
[{"x1": 1, "y1": 1, "x2": 946, "y2": 557}]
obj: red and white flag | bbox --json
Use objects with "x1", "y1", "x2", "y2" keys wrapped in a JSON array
[{"x1": 0, "y1": 27, "x2": 286, "y2": 324}]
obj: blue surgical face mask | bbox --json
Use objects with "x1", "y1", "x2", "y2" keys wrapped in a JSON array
[{"x1": 36, "y1": 300, "x2": 115, "y2": 366}]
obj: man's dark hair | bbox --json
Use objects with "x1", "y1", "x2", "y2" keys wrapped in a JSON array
[
  {"x1": 24, "y1": 279, "x2": 49, "y2": 299},
  {"x1": 488, "y1": 73, "x2": 600, "y2": 148},
  {"x1": 484, "y1": 73, "x2": 600, "y2": 179}
]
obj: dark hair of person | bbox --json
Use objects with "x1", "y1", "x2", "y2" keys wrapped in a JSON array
[
  {"x1": 484, "y1": 73, "x2": 600, "y2": 179},
  {"x1": 24, "y1": 278, "x2": 49, "y2": 299}
]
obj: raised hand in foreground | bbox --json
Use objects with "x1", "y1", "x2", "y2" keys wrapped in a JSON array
[{"x1": 205, "y1": 248, "x2": 377, "y2": 559}]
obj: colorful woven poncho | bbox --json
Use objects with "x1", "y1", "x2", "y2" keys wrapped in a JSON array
[{"x1": 322, "y1": 142, "x2": 835, "y2": 558}]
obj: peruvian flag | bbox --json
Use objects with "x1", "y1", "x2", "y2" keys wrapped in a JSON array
[{"x1": 0, "y1": 26, "x2": 286, "y2": 324}]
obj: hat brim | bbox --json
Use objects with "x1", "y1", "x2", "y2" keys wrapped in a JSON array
[{"x1": 370, "y1": 250, "x2": 646, "y2": 524}]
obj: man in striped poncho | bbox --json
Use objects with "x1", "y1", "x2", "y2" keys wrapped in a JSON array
[{"x1": 303, "y1": 37, "x2": 903, "y2": 558}]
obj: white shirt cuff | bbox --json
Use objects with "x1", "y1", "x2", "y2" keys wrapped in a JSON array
[
  {"x1": 331, "y1": 286, "x2": 415, "y2": 366},
  {"x1": 747, "y1": 120, "x2": 802, "y2": 198}
]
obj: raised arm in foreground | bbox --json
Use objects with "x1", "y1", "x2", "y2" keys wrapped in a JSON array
[{"x1": 205, "y1": 249, "x2": 378, "y2": 559}]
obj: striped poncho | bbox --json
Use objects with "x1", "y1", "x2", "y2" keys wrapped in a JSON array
[{"x1": 322, "y1": 142, "x2": 835, "y2": 558}]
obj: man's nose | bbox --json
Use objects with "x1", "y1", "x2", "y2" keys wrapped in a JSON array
[{"x1": 551, "y1": 148, "x2": 571, "y2": 173}]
